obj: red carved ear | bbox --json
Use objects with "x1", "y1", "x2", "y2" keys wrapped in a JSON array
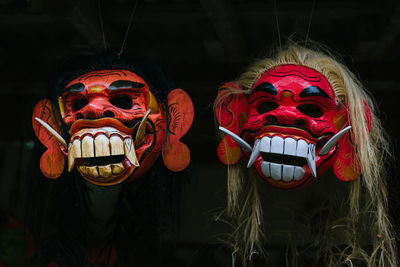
[
  {"x1": 215, "y1": 82, "x2": 249, "y2": 165},
  {"x1": 162, "y1": 89, "x2": 194, "y2": 172},
  {"x1": 32, "y1": 99, "x2": 65, "y2": 179},
  {"x1": 333, "y1": 101, "x2": 371, "y2": 181}
]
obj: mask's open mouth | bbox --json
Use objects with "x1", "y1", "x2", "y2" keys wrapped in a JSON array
[
  {"x1": 68, "y1": 127, "x2": 140, "y2": 184},
  {"x1": 248, "y1": 136, "x2": 316, "y2": 182},
  {"x1": 80, "y1": 155, "x2": 126, "y2": 166}
]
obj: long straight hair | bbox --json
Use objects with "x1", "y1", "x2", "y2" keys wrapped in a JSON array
[{"x1": 215, "y1": 43, "x2": 397, "y2": 266}]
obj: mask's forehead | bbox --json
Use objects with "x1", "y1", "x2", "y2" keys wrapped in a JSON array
[
  {"x1": 252, "y1": 65, "x2": 336, "y2": 100},
  {"x1": 65, "y1": 69, "x2": 149, "y2": 90}
]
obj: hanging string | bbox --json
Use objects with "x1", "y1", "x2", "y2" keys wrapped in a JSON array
[
  {"x1": 118, "y1": 0, "x2": 140, "y2": 59},
  {"x1": 272, "y1": 0, "x2": 281, "y2": 49},
  {"x1": 305, "y1": 0, "x2": 316, "y2": 42},
  {"x1": 97, "y1": 0, "x2": 107, "y2": 50}
]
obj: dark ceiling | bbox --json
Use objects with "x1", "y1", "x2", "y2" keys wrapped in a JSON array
[{"x1": 0, "y1": 0, "x2": 399, "y2": 265}]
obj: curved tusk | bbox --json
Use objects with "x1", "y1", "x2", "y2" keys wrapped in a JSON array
[
  {"x1": 135, "y1": 109, "x2": 151, "y2": 146},
  {"x1": 218, "y1": 126, "x2": 252, "y2": 152},
  {"x1": 319, "y1": 126, "x2": 351, "y2": 156},
  {"x1": 247, "y1": 139, "x2": 260, "y2": 168},
  {"x1": 34, "y1": 117, "x2": 68, "y2": 148}
]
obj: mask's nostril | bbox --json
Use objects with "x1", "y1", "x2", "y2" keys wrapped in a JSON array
[
  {"x1": 266, "y1": 115, "x2": 277, "y2": 124},
  {"x1": 104, "y1": 110, "x2": 115, "y2": 118},
  {"x1": 75, "y1": 113, "x2": 84, "y2": 120},
  {"x1": 294, "y1": 119, "x2": 307, "y2": 128}
]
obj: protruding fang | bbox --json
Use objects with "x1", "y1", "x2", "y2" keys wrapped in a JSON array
[
  {"x1": 124, "y1": 138, "x2": 139, "y2": 167},
  {"x1": 34, "y1": 117, "x2": 67, "y2": 148},
  {"x1": 319, "y1": 126, "x2": 351, "y2": 155},
  {"x1": 307, "y1": 143, "x2": 317, "y2": 177},
  {"x1": 68, "y1": 143, "x2": 75, "y2": 172},
  {"x1": 218, "y1": 126, "x2": 252, "y2": 152},
  {"x1": 68, "y1": 139, "x2": 81, "y2": 172},
  {"x1": 247, "y1": 139, "x2": 261, "y2": 168},
  {"x1": 135, "y1": 109, "x2": 151, "y2": 146}
]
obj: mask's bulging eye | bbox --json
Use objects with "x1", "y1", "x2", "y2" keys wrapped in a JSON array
[
  {"x1": 73, "y1": 98, "x2": 89, "y2": 112},
  {"x1": 258, "y1": 101, "x2": 279, "y2": 114},
  {"x1": 110, "y1": 95, "x2": 133, "y2": 110},
  {"x1": 297, "y1": 104, "x2": 323, "y2": 118}
]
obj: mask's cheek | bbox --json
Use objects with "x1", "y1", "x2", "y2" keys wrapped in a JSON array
[{"x1": 127, "y1": 115, "x2": 167, "y2": 181}]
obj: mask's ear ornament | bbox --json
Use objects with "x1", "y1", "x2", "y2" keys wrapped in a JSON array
[
  {"x1": 215, "y1": 82, "x2": 249, "y2": 165},
  {"x1": 162, "y1": 89, "x2": 194, "y2": 172},
  {"x1": 32, "y1": 99, "x2": 66, "y2": 179},
  {"x1": 333, "y1": 101, "x2": 371, "y2": 181}
]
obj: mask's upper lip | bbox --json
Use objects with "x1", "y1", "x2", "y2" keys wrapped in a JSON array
[{"x1": 69, "y1": 118, "x2": 136, "y2": 136}]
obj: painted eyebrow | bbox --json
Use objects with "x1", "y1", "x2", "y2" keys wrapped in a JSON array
[
  {"x1": 299, "y1": 86, "x2": 331, "y2": 99},
  {"x1": 252, "y1": 82, "x2": 277, "y2": 95},
  {"x1": 63, "y1": 83, "x2": 85, "y2": 93},
  {"x1": 109, "y1": 80, "x2": 145, "y2": 90}
]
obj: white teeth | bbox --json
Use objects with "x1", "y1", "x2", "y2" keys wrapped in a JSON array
[
  {"x1": 111, "y1": 163, "x2": 125, "y2": 175},
  {"x1": 124, "y1": 138, "x2": 139, "y2": 167},
  {"x1": 67, "y1": 127, "x2": 137, "y2": 177},
  {"x1": 260, "y1": 137, "x2": 271, "y2": 153},
  {"x1": 261, "y1": 162, "x2": 270, "y2": 177},
  {"x1": 270, "y1": 136, "x2": 284, "y2": 154},
  {"x1": 68, "y1": 143, "x2": 74, "y2": 172},
  {"x1": 79, "y1": 166, "x2": 99, "y2": 178},
  {"x1": 95, "y1": 134, "x2": 110, "y2": 157},
  {"x1": 270, "y1": 163, "x2": 282, "y2": 181},
  {"x1": 282, "y1": 165, "x2": 294, "y2": 182},
  {"x1": 296, "y1": 139, "x2": 308, "y2": 158},
  {"x1": 256, "y1": 136, "x2": 316, "y2": 182},
  {"x1": 247, "y1": 139, "x2": 261, "y2": 168},
  {"x1": 82, "y1": 136, "x2": 95, "y2": 158},
  {"x1": 307, "y1": 143, "x2": 317, "y2": 177},
  {"x1": 98, "y1": 164, "x2": 112, "y2": 178},
  {"x1": 68, "y1": 139, "x2": 81, "y2": 172},
  {"x1": 110, "y1": 135, "x2": 125, "y2": 156},
  {"x1": 283, "y1": 138, "x2": 297, "y2": 156},
  {"x1": 294, "y1": 167, "x2": 306, "y2": 181}
]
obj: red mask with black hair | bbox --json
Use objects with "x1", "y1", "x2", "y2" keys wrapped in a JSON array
[{"x1": 33, "y1": 64, "x2": 193, "y2": 186}]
